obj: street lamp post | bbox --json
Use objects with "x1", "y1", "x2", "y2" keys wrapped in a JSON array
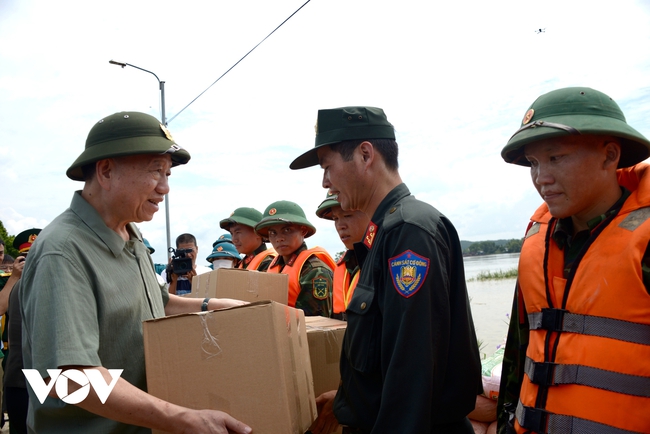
[{"x1": 109, "y1": 60, "x2": 172, "y2": 258}]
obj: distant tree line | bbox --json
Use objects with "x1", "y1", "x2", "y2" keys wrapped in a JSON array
[{"x1": 462, "y1": 238, "x2": 523, "y2": 256}]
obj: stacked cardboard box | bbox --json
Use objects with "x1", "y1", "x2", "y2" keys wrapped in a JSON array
[
  {"x1": 304, "y1": 316, "x2": 347, "y2": 397},
  {"x1": 190, "y1": 268, "x2": 288, "y2": 304},
  {"x1": 143, "y1": 301, "x2": 316, "y2": 434}
]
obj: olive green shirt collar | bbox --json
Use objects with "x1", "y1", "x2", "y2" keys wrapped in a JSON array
[
  {"x1": 70, "y1": 190, "x2": 143, "y2": 257},
  {"x1": 553, "y1": 187, "x2": 630, "y2": 249}
]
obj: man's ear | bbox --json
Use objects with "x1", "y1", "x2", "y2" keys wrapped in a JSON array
[
  {"x1": 358, "y1": 141, "x2": 374, "y2": 165},
  {"x1": 603, "y1": 140, "x2": 621, "y2": 170},
  {"x1": 95, "y1": 159, "x2": 115, "y2": 191},
  {"x1": 300, "y1": 226, "x2": 309, "y2": 237}
]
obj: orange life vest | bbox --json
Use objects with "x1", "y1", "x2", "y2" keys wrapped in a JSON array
[
  {"x1": 238, "y1": 248, "x2": 277, "y2": 271},
  {"x1": 267, "y1": 246, "x2": 335, "y2": 307},
  {"x1": 515, "y1": 163, "x2": 650, "y2": 434},
  {"x1": 333, "y1": 252, "x2": 359, "y2": 314}
]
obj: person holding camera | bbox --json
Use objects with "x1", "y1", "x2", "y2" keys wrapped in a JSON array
[
  {"x1": 220, "y1": 207, "x2": 277, "y2": 271},
  {"x1": 163, "y1": 233, "x2": 212, "y2": 296}
]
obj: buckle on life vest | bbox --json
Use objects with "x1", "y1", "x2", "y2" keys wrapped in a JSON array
[
  {"x1": 517, "y1": 403, "x2": 549, "y2": 433},
  {"x1": 530, "y1": 361, "x2": 557, "y2": 386},
  {"x1": 540, "y1": 308, "x2": 568, "y2": 332}
]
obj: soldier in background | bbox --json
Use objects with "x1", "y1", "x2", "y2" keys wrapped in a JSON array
[
  {"x1": 255, "y1": 200, "x2": 335, "y2": 317},
  {"x1": 315, "y1": 191, "x2": 368, "y2": 320},
  {"x1": 206, "y1": 238, "x2": 241, "y2": 269},
  {"x1": 220, "y1": 208, "x2": 276, "y2": 271},
  {"x1": 3, "y1": 228, "x2": 41, "y2": 434}
]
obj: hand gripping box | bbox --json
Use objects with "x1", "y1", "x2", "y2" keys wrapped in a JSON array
[
  {"x1": 143, "y1": 301, "x2": 316, "y2": 434},
  {"x1": 190, "y1": 268, "x2": 288, "y2": 305}
]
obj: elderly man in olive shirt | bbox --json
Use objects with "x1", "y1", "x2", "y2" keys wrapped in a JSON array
[{"x1": 20, "y1": 112, "x2": 252, "y2": 434}]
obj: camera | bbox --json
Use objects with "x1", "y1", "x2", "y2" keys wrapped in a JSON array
[{"x1": 166, "y1": 247, "x2": 194, "y2": 282}]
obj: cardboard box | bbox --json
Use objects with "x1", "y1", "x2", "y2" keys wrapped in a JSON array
[
  {"x1": 143, "y1": 301, "x2": 316, "y2": 434},
  {"x1": 190, "y1": 268, "x2": 288, "y2": 305},
  {"x1": 305, "y1": 316, "x2": 347, "y2": 397}
]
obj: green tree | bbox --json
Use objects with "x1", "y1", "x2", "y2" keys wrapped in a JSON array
[
  {"x1": 505, "y1": 238, "x2": 523, "y2": 253},
  {"x1": 467, "y1": 241, "x2": 497, "y2": 255},
  {"x1": 0, "y1": 220, "x2": 18, "y2": 259}
]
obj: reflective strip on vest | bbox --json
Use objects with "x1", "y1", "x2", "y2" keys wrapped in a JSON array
[
  {"x1": 524, "y1": 357, "x2": 650, "y2": 398},
  {"x1": 528, "y1": 309, "x2": 650, "y2": 346},
  {"x1": 516, "y1": 401, "x2": 640, "y2": 434}
]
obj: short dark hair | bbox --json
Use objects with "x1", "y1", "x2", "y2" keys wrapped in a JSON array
[
  {"x1": 176, "y1": 233, "x2": 197, "y2": 247},
  {"x1": 330, "y1": 138, "x2": 399, "y2": 171}
]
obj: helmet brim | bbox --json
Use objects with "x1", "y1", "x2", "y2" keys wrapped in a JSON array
[{"x1": 502, "y1": 114, "x2": 650, "y2": 168}]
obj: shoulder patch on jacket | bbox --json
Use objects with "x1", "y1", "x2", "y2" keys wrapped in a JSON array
[
  {"x1": 312, "y1": 275, "x2": 330, "y2": 300},
  {"x1": 525, "y1": 223, "x2": 540, "y2": 238},
  {"x1": 619, "y1": 207, "x2": 650, "y2": 231},
  {"x1": 388, "y1": 250, "x2": 429, "y2": 298}
]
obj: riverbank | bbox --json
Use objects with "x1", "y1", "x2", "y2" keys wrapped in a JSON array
[
  {"x1": 468, "y1": 268, "x2": 517, "y2": 281},
  {"x1": 463, "y1": 253, "x2": 518, "y2": 357}
]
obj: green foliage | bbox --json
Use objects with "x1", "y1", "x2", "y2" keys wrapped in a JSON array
[
  {"x1": 334, "y1": 251, "x2": 345, "y2": 262},
  {"x1": 462, "y1": 238, "x2": 523, "y2": 255},
  {"x1": 0, "y1": 220, "x2": 19, "y2": 259},
  {"x1": 468, "y1": 268, "x2": 518, "y2": 282}
]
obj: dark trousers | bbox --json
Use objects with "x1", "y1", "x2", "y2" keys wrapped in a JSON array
[
  {"x1": 5, "y1": 387, "x2": 28, "y2": 434},
  {"x1": 342, "y1": 417, "x2": 473, "y2": 434}
]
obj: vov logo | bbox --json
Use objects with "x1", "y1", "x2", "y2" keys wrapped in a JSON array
[{"x1": 23, "y1": 369, "x2": 123, "y2": 404}]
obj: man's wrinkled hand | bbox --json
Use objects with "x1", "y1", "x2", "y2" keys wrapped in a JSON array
[
  {"x1": 180, "y1": 408, "x2": 252, "y2": 434},
  {"x1": 308, "y1": 390, "x2": 339, "y2": 434}
]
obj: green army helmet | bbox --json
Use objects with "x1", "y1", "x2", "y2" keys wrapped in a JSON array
[
  {"x1": 13, "y1": 228, "x2": 42, "y2": 254},
  {"x1": 212, "y1": 233, "x2": 232, "y2": 248},
  {"x1": 67, "y1": 111, "x2": 191, "y2": 181},
  {"x1": 219, "y1": 207, "x2": 264, "y2": 230},
  {"x1": 206, "y1": 241, "x2": 241, "y2": 262},
  {"x1": 315, "y1": 190, "x2": 340, "y2": 220},
  {"x1": 255, "y1": 200, "x2": 317, "y2": 238},
  {"x1": 290, "y1": 106, "x2": 395, "y2": 170},
  {"x1": 502, "y1": 87, "x2": 650, "y2": 168}
]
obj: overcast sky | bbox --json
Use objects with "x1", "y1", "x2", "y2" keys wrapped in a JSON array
[{"x1": 2, "y1": 0, "x2": 650, "y2": 265}]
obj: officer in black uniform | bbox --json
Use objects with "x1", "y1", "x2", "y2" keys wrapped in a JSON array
[{"x1": 291, "y1": 107, "x2": 483, "y2": 434}]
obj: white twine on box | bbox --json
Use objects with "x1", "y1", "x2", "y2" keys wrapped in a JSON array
[{"x1": 199, "y1": 312, "x2": 222, "y2": 359}]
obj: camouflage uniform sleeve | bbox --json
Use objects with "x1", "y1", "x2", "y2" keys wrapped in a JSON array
[
  {"x1": 294, "y1": 256, "x2": 333, "y2": 317},
  {"x1": 257, "y1": 256, "x2": 274, "y2": 273},
  {"x1": 497, "y1": 280, "x2": 529, "y2": 434}
]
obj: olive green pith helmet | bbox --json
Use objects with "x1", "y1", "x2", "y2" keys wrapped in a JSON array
[
  {"x1": 255, "y1": 200, "x2": 316, "y2": 238},
  {"x1": 315, "y1": 190, "x2": 340, "y2": 220},
  {"x1": 501, "y1": 87, "x2": 650, "y2": 168},
  {"x1": 67, "y1": 111, "x2": 191, "y2": 181},
  {"x1": 219, "y1": 207, "x2": 264, "y2": 230}
]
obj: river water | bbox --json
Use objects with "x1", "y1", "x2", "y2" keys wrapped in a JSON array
[{"x1": 463, "y1": 253, "x2": 519, "y2": 357}]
